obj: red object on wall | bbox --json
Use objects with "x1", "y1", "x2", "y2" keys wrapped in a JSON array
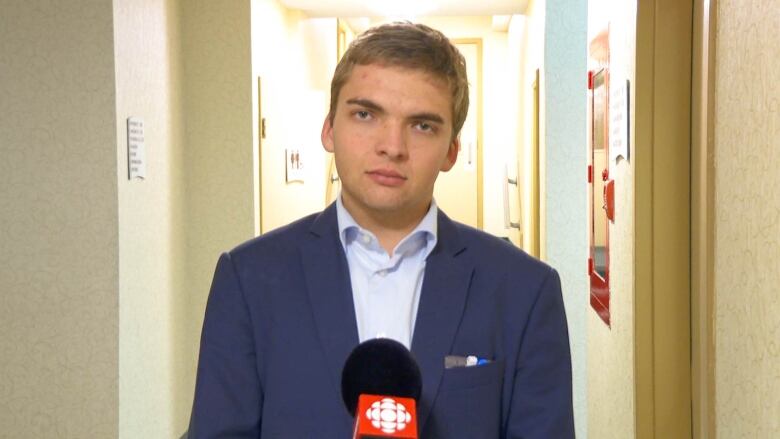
[
  {"x1": 590, "y1": 273, "x2": 610, "y2": 326},
  {"x1": 589, "y1": 29, "x2": 610, "y2": 63},
  {"x1": 604, "y1": 180, "x2": 615, "y2": 222}
]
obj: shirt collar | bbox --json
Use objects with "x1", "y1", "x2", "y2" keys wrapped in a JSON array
[{"x1": 336, "y1": 194, "x2": 438, "y2": 257}]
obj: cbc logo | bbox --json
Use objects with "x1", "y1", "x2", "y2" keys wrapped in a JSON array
[{"x1": 365, "y1": 398, "x2": 412, "y2": 434}]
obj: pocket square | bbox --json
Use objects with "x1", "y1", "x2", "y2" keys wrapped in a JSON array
[{"x1": 445, "y1": 355, "x2": 492, "y2": 368}]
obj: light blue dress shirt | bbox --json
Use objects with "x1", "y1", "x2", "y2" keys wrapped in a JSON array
[{"x1": 336, "y1": 195, "x2": 438, "y2": 349}]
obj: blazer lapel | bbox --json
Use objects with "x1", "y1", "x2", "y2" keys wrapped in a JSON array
[
  {"x1": 411, "y1": 211, "x2": 474, "y2": 432},
  {"x1": 299, "y1": 204, "x2": 360, "y2": 399}
]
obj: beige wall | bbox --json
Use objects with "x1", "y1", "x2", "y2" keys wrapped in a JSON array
[
  {"x1": 252, "y1": 0, "x2": 336, "y2": 232},
  {"x1": 113, "y1": 0, "x2": 189, "y2": 437},
  {"x1": 586, "y1": 0, "x2": 637, "y2": 438},
  {"x1": 515, "y1": 2, "x2": 545, "y2": 256},
  {"x1": 713, "y1": 1, "x2": 780, "y2": 436},
  {"x1": 180, "y1": 0, "x2": 256, "y2": 433},
  {"x1": 0, "y1": 1, "x2": 119, "y2": 437}
]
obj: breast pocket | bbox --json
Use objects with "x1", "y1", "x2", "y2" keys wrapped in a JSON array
[
  {"x1": 426, "y1": 360, "x2": 505, "y2": 439},
  {"x1": 439, "y1": 359, "x2": 504, "y2": 391}
]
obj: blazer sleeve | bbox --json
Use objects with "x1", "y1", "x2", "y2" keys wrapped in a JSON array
[
  {"x1": 505, "y1": 268, "x2": 575, "y2": 438},
  {"x1": 188, "y1": 252, "x2": 263, "y2": 438}
]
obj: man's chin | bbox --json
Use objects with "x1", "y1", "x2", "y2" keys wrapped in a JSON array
[
  {"x1": 343, "y1": 189, "x2": 429, "y2": 219},
  {"x1": 365, "y1": 199, "x2": 434, "y2": 220},
  {"x1": 362, "y1": 200, "x2": 407, "y2": 213},
  {"x1": 354, "y1": 197, "x2": 410, "y2": 215}
]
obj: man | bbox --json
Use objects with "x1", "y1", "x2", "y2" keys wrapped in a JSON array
[{"x1": 189, "y1": 22, "x2": 574, "y2": 438}]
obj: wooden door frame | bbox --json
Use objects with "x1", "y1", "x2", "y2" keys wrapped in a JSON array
[
  {"x1": 530, "y1": 68, "x2": 541, "y2": 258},
  {"x1": 325, "y1": 20, "x2": 355, "y2": 207},
  {"x1": 635, "y1": 0, "x2": 694, "y2": 437},
  {"x1": 257, "y1": 76, "x2": 264, "y2": 234},
  {"x1": 691, "y1": 0, "x2": 717, "y2": 437}
]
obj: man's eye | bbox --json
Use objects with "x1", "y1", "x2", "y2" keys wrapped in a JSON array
[
  {"x1": 415, "y1": 122, "x2": 435, "y2": 132},
  {"x1": 355, "y1": 111, "x2": 371, "y2": 120}
]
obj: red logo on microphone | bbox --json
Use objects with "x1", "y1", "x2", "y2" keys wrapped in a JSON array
[
  {"x1": 354, "y1": 395, "x2": 418, "y2": 438},
  {"x1": 365, "y1": 398, "x2": 412, "y2": 433}
]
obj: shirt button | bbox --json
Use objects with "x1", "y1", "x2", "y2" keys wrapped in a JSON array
[
  {"x1": 361, "y1": 234, "x2": 371, "y2": 244},
  {"x1": 377, "y1": 269, "x2": 388, "y2": 277}
]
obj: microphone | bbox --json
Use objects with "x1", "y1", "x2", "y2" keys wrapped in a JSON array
[{"x1": 341, "y1": 338, "x2": 423, "y2": 438}]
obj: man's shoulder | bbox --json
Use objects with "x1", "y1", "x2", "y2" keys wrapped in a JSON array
[
  {"x1": 228, "y1": 210, "x2": 325, "y2": 261},
  {"x1": 448, "y1": 219, "x2": 553, "y2": 278}
]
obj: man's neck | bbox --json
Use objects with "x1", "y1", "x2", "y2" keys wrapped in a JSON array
[{"x1": 341, "y1": 197, "x2": 430, "y2": 255}]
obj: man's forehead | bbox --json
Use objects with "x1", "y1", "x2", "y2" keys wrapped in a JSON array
[
  {"x1": 347, "y1": 63, "x2": 450, "y2": 89},
  {"x1": 339, "y1": 64, "x2": 453, "y2": 111}
]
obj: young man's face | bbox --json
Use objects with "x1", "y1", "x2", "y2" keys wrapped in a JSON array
[{"x1": 321, "y1": 63, "x2": 459, "y2": 223}]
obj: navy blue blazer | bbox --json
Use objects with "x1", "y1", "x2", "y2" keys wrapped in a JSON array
[{"x1": 188, "y1": 204, "x2": 574, "y2": 438}]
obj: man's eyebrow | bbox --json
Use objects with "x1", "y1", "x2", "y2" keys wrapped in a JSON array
[
  {"x1": 408, "y1": 112, "x2": 445, "y2": 124},
  {"x1": 345, "y1": 98, "x2": 385, "y2": 113}
]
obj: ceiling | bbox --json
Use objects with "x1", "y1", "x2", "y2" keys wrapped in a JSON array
[{"x1": 276, "y1": 0, "x2": 528, "y2": 18}]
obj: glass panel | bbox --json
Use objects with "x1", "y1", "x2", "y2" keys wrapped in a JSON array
[{"x1": 592, "y1": 72, "x2": 608, "y2": 279}]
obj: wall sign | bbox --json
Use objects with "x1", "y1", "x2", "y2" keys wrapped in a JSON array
[
  {"x1": 127, "y1": 117, "x2": 146, "y2": 180},
  {"x1": 609, "y1": 79, "x2": 630, "y2": 163},
  {"x1": 285, "y1": 148, "x2": 304, "y2": 183}
]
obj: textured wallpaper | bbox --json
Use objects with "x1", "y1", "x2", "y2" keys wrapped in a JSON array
[
  {"x1": 543, "y1": 0, "x2": 590, "y2": 437},
  {"x1": 0, "y1": 1, "x2": 119, "y2": 437},
  {"x1": 180, "y1": 1, "x2": 257, "y2": 432},
  {"x1": 714, "y1": 1, "x2": 780, "y2": 437}
]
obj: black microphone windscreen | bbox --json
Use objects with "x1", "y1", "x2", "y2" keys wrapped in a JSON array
[{"x1": 341, "y1": 338, "x2": 423, "y2": 416}]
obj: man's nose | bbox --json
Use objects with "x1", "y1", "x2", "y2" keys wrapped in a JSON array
[{"x1": 375, "y1": 120, "x2": 408, "y2": 160}]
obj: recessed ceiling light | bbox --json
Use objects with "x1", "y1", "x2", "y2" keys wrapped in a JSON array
[{"x1": 368, "y1": 0, "x2": 436, "y2": 18}]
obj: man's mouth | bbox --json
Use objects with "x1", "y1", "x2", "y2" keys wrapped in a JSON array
[{"x1": 366, "y1": 169, "x2": 407, "y2": 186}]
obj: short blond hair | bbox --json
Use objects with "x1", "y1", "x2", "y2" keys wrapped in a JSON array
[{"x1": 329, "y1": 22, "x2": 469, "y2": 140}]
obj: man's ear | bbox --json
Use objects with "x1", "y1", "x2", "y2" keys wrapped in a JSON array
[
  {"x1": 321, "y1": 115, "x2": 335, "y2": 153},
  {"x1": 440, "y1": 136, "x2": 460, "y2": 172}
]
